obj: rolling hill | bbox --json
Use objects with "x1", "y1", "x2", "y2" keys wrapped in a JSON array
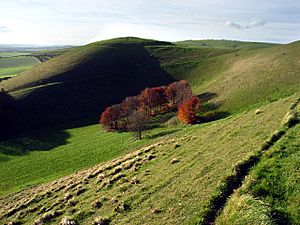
[
  {"x1": 0, "y1": 38, "x2": 175, "y2": 138},
  {"x1": 0, "y1": 37, "x2": 299, "y2": 224},
  {"x1": 2, "y1": 38, "x2": 299, "y2": 139}
]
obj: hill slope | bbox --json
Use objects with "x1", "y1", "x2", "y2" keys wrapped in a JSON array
[
  {"x1": 149, "y1": 40, "x2": 300, "y2": 112},
  {"x1": 0, "y1": 95, "x2": 298, "y2": 224},
  {"x1": 1, "y1": 38, "x2": 299, "y2": 138},
  {"x1": 0, "y1": 38, "x2": 175, "y2": 138}
]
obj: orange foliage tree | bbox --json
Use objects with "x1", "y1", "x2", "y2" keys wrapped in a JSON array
[{"x1": 177, "y1": 96, "x2": 201, "y2": 124}]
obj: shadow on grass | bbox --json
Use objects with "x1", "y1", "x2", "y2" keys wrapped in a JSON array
[
  {"x1": 147, "y1": 111, "x2": 177, "y2": 129},
  {"x1": 197, "y1": 92, "x2": 230, "y2": 123},
  {"x1": 146, "y1": 129, "x2": 180, "y2": 139},
  {"x1": 0, "y1": 129, "x2": 70, "y2": 156}
]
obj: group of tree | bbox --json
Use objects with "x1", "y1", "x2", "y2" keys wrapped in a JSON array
[{"x1": 100, "y1": 80, "x2": 201, "y2": 139}]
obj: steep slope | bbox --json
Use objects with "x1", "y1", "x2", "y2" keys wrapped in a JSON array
[{"x1": 0, "y1": 38, "x2": 175, "y2": 138}]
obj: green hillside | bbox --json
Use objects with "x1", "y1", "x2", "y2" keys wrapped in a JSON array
[
  {"x1": 149, "y1": 40, "x2": 300, "y2": 112},
  {"x1": 0, "y1": 37, "x2": 299, "y2": 224},
  {"x1": 0, "y1": 95, "x2": 298, "y2": 224},
  {"x1": 1, "y1": 38, "x2": 298, "y2": 139},
  {"x1": 0, "y1": 38, "x2": 175, "y2": 138},
  {"x1": 177, "y1": 39, "x2": 280, "y2": 49}
]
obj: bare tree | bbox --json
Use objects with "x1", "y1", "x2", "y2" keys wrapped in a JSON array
[{"x1": 127, "y1": 110, "x2": 150, "y2": 140}]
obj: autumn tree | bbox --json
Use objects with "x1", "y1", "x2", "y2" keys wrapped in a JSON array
[
  {"x1": 127, "y1": 110, "x2": 150, "y2": 140},
  {"x1": 166, "y1": 80, "x2": 192, "y2": 107},
  {"x1": 140, "y1": 87, "x2": 167, "y2": 115},
  {"x1": 121, "y1": 96, "x2": 141, "y2": 117},
  {"x1": 178, "y1": 96, "x2": 201, "y2": 124},
  {"x1": 100, "y1": 104, "x2": 123, "y2": 131}
]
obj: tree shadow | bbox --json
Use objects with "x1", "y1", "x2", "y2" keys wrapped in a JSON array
[
  {"x1": 0, "y1": 129, "x2": 70, "y2": 156},
  {"x1": 197, "y1": 92, "x2": 230, "y2": 123},
  {"x1": 146, "y1": 129, "x2": 180, "y2": 139},
  {"x1": 147, "y1": 111, "x2": 177, "y2": 129},
  {"x1": 197, "y1": 92, "x2": 218, "y2": 102},
  {"x1": 0, "y1": 91, "x2": 70, "y2": 158}
]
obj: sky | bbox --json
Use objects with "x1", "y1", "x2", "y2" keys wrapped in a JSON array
[{"x1": 0, "y1": 0, "x2": 299, "y2": 45}]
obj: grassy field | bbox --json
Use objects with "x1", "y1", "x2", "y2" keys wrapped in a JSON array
[
  {"x1": 0, "y1": 56, "x2": 40, "y2": 77},
  {"x1": 0, "y1": 95, "x2": 297, "y2": 224},
  {"x1": 0, "y1": 52, "x2": 30, "y2": 57},
  {"x1": 0, "y1": 122, "x2": 180, "y2": 196}
]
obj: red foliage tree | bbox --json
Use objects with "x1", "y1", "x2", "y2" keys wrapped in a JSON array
[
  {"x1": 166, "y1": 80, "x2": 193, "y2": 107},
  {"x1": 140, "y1": 87, "x2": 167, "y2": 115},
  {"x1": 177, "y1": 96, "x2": 201, "y2": 124},
  {"x1": 100, "y1": 104, "x2": 123, "y2": 131},
  {"x1": 121, "y1": 96, "x2": 141, "y2": 117}
]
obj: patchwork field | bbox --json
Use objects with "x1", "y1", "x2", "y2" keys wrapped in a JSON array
[{"x1": 0, "y1": 56, "x2": 40, "y2": 78}]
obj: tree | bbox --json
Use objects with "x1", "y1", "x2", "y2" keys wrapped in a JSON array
[
  {"x1": 127, "y1": 110, "x2": 150, "y2": 140},
  {"x1": 120, "y1": 96, "x2": 141, "y2": 117},
  {"x1": 166, "y1": 80, "x2": 193, "y2": 107},
  {"x1": 140, "y1": 87, "x2": 167, "y2": 115},
  {"x1": 100, "y1": 104, "x2": 123, "y2": 131},
  {"x1": 177, "y1": 96, "x2": 201, "y2": 124}
]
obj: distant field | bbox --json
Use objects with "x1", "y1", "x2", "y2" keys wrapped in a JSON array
[
  {"x1": 0, "y1": 56, "x2": 40, "y2": 78},
  {"x1": 0, "y1": 52, "x2": 30, "y2": 57}
]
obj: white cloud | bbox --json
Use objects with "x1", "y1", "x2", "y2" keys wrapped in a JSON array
[
  {"x1": 225, "y1": 19, "x2": 266, "y2": 30},
  {"x1": 225, "y1": 21, "x2": 243, "y2": 29},
  {"x1": 0, "y1": 25, "x2": 11, "y2": 33},
  {"x1": 245, "y1": 19, "x2": 266, "y2": 28}
]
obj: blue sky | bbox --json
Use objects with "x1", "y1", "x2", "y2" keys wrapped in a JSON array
[{"x1": 0, "y1": 0, "x2": 299, "y2": 45}]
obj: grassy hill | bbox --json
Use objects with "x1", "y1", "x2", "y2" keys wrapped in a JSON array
[
  {"x1": 176, "y1": 39, "x2": 280, "y2": 49},
  {"x1": 0, "y1": 95, "x2": 298, "y2": 224},
  {"x1": 0, "y1": 38, "x2": 175, "y2": 138},
  {"x1": 149, "y1": 40, "x2": 300, "y2": 112},
  {"x1": 2, "y1": 38, "x2": 298, "y2": 139},
  {"x1": 0, "y1": 37, "x2": 299, "y2": 224}
]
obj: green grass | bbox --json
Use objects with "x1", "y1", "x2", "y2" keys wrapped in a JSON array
[
  {"x1": 0, "y1": 66, "x2": 33, "y2": 78},
  {"x1": 216, "y1": 124, "x2": 300, "y2": 225},
  {"x1": 0, "y1": 123, "x2": 179, "y2": 196},
  {"x1": 0, "y1": 95, "x2": 297, "y2": 224}
]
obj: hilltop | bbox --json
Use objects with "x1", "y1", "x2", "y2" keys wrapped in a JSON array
[{"x1": 176, "y1": 39, "x2": 280, "y2": 49}]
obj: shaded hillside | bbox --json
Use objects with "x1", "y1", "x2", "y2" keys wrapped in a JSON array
[{"x1": 0, "y1": 38, "x2": 175, "y2": 138}]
